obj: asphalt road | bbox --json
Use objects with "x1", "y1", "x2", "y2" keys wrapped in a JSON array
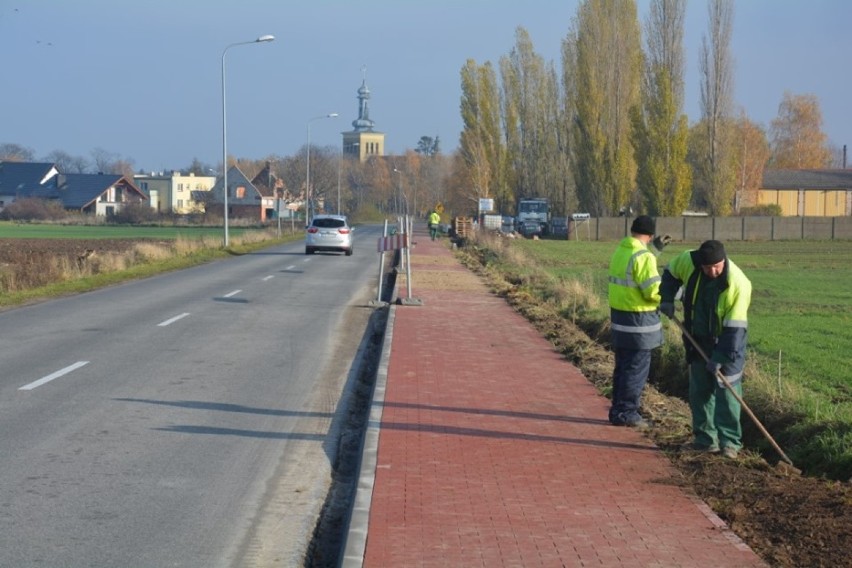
[{"x1": 0, "y1": 224, "x2": 386, "y2": 567}]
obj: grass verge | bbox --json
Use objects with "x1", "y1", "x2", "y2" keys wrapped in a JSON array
[
  {"x1": 460, "y1": 233, "x2": 852, "y2": 480},
  {"x1": 0, "y1": 228, "x2": 299, "y2": 309}
]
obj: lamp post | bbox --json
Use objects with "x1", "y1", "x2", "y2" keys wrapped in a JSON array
[
  {"x1": 393, "y1": 167, "x2": 407, "y2": 216},
  {"x1": 221, "y1": 34, "x2": 274, "y2": 247},
  {"x1": 306, "y1": 113, "x2": 338, "y2": 222},
  {"x1": 336, "y1": 150, "x2": 342, "y2": 214}
]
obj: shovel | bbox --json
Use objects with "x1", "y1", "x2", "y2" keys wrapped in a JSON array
[{"x1": 670, "y1": 315, "x2": 795, "y2": 467}]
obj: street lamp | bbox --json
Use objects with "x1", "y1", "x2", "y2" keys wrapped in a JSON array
[
  {"x1": 221, "y1": 34, "x2": 274, "y2": 247},
  {"x1": 394, "y1": 167, "x2": 407, "y2": 216},
  {"x1": 306, "y1": 113, "x2": 338, "y2": 222}
]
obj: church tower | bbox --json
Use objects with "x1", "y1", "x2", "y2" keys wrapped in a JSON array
[{"x1": 342, "y1": 68, "x2": 384, "y2": 162}]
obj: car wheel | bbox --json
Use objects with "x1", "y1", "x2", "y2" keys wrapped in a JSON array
[
  {"x1": 305, "y1": 247, "x2": 314, "y2": 255},
  {"x1": 345, "y1": 248, "x2": 353, "y2": 256}
]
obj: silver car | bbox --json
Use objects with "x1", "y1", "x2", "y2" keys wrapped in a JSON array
[{"x1": 305, "y1": 214, "x2": 353, "y2": 256}]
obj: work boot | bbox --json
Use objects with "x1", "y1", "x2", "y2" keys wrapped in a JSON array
[
  {"x1": 626, "y1": 418, "x2": 650, "y2": 430},
  {"x1": 721, "y1": 447, "x2": 739, "y2": 459},
  {"x1": 682, "y1": 442, "x2": 720, "y2": 454}
]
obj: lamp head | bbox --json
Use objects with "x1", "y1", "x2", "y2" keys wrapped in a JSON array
[{"x1": 256, "y1": 35, "x2": 275, "y2": 43}]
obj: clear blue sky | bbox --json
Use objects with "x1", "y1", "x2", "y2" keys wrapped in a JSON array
[{"x1": 2, "y1": 0, "x2": 850, "y2": 172}]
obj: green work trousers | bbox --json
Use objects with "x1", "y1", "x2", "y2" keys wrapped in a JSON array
[{"x1": 688, "y1": 361, "x2": 743, "y2": 451}]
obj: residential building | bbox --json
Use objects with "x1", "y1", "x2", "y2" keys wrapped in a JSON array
[
  {"x1": 0, "y1": 161, "x2": 147, "y2": 215},
  {"x1": 207, "y1": 165, "x2": 265, "y2": 221},
  {"x1": 134, "y1": 171, "x2": 216, "y2": 214}
]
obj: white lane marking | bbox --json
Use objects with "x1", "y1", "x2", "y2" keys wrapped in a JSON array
[
  {"x1": 224, "y1": 289, "x2": 242, "y2": 298},
  {"x1": 262, "y1": 275, "x2": 274, "y2": 281},
  {"x1": 19, "y1": 361, "x2": 90, "y2": 391},
  {"x1": 158, "y1": 312, "x2": 190, "y2": 327},
  {"x1": 303, "y1": 258, "x2": 311, "y2": 262},
  {"x1": 285, "y1": 265, "x2": 296, "y2": 271}
]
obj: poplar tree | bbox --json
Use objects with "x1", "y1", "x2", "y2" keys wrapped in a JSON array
[
  {"x1": 697, "y1": 0, "x2": 736, "y2": 215},
  {"x1": 630, "y1": 0, "x2": 691, "y2": 216},
  {"x1": 566, "y1": 0, "x2": 642, "y2": 216},
  {"x1": 459, "y1": 59, "x2": 509, "y2": 211},
  {"x1": 500, "y1": 27, "x2": 565, "y2": 213}
]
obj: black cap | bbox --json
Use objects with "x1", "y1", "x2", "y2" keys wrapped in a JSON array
[
  {"x1": 630, "y1": 215, "x2": 655, "y2": 236},
  {"x1": 697, "y1": 240, "x2": 726, "y2": 265}
]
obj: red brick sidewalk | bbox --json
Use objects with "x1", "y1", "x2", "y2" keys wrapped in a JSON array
[{"x1": 342, "y1": 226, "x2": 767, "y2": 567}]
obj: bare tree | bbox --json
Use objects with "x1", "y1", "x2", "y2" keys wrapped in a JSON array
[
  {"x1": 0, "y1": 143, "x2": 36, "y2": 162},
  {"x1": 43, "y1": 150, "x2": 90, "y2": 173}
]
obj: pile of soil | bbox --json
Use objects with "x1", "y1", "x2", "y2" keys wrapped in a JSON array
[{"x1": 456, "y1": 245, "x2": 852, "y2": 568}]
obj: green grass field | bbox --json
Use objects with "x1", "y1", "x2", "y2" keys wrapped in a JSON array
[
  {"x1": 505, "y1": 237, "x2": 852, "y2": 477},
  {"x1": 0, "y1": 222, "x2": 254, "y2": 240}
]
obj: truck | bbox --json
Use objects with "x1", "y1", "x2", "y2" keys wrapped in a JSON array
[{"x1": 516, "y1": 197, "x2": 550, "y2": 236}]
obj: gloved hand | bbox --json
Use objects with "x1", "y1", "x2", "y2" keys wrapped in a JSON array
[
  {"x1": 652, "y1": 234, "x2": 673, "y2": 251},
  {"x1": 706, "y1": 360, "x2": 722, "y2": 376},
  {"x1": 659, "y1": 301, "x2": 675, "y2": 318}
]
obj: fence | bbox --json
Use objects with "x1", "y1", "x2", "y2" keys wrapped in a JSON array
[{"x1": 569, "y1": 216, "x2": 852, "y2": 241}]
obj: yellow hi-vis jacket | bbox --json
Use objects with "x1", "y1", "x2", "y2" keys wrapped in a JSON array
[
  {"x1": 608, "y1": 236, "x2": 663, "y2": 350},
  {"x1": 661, "y1": 250, "x2": 752, "y2": 381}
]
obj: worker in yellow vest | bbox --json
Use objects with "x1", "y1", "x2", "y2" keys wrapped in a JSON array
[{"x1": 428, "y1": 210, "x2": 441, "y2": 241}]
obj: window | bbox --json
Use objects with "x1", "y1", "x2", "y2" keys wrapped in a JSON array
[
  {"x1": 311, "y1": 217, "x2": 346, "y2": 229},
  {"x1": 236, "y1": 186, "x2": 246, "y2": 199}
]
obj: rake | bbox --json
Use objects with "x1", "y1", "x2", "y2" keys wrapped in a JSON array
[{"x1": 670, "y1": 315, "x2": 795, "y2": 468}]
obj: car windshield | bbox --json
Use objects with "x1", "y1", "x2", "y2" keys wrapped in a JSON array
[{"x1": 312, "y1": 218, "x2": 346, "y2": 229}]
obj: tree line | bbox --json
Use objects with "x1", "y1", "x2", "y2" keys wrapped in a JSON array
[
  {"x1": 2, "y1": 0, "x2": 839, "y2": 222},
  {"x1": 455, "y1": 0, "x2": 838, "y2": 218}
]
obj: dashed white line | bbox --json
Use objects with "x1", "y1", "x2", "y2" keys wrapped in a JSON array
[
  {"x1": 19, "y1": 361, "x2": 90, "y2": 391},
  {"x1": 263, "y1": 275, "x2": 275, "y2": 281},
  {"x1": 158, "y1": 312, "x2": 190, "y2": 327},
  {"x1": 224, "y1": 289, "x2": 242, "y2": 298},
  {"x1": 285, "y1": 265, "x2": 296, "y2": 271}
]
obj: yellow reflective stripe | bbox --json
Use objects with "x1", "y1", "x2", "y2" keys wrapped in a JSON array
[{"x1": 611, "y1": 322, "x2": 662, "y2": 333}]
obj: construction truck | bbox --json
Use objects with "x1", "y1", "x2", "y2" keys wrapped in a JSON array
[{"x1": 516, "y1": 197, "x2": 550, "y2": 236}]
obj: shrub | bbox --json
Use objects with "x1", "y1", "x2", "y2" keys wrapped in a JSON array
[
  {"x1": 738, "y1": 204, "x2": 783, "y2": 217},
  {"x1": 0, "y1": 197, "x2": 68, "y2": 221},
  {"x1": 109, "y1": 203, "x2": 160, "y2": 224}
]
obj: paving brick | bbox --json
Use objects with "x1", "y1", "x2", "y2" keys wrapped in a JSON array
[{"x1": 354, "y1": 227, "x2": 767, "y2": 568}]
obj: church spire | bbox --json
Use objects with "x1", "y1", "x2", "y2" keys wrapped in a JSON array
[{"x1": 352, "y1": 65, "x2": 375, "y2": 132}]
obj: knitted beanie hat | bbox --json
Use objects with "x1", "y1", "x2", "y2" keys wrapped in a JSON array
[
  {"x1": 697, "y1": 240, "x2": 726, "y2": 265},
  {"x1": 630, "y1": 215, "x2": 655, "y2": 236}
]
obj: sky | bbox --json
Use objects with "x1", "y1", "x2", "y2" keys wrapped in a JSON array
[{"x1": 2, "y1": 0, "x2": 851, "y2": 173}]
